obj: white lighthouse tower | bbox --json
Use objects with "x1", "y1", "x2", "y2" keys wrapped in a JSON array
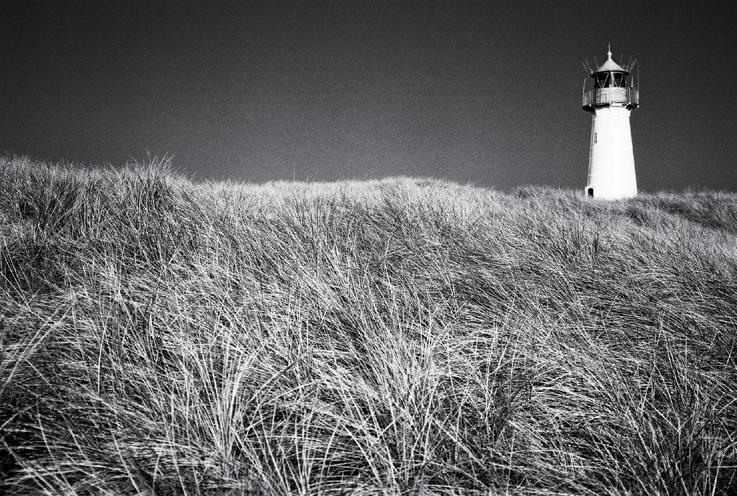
[{"x1": 582, "y1": 45, "x2": 639, "y2": 200}]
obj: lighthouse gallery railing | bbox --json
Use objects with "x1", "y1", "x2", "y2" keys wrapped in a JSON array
[{"x1": 582, "y1": 87, "x2": 639, "y2": 109}]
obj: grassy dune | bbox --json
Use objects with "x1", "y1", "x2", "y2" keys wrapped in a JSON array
[{"x1": 1, "y1": 155, "x2": 736, "y2": 495}]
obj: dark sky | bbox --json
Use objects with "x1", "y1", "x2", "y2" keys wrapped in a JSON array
[{"x1": 2, "y1": 0, "x2": 736, "y2": 191}]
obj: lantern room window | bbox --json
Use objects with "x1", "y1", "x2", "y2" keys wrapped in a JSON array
[{"x1": 594, "y1": 72, "x2": 627, "y2": 89}]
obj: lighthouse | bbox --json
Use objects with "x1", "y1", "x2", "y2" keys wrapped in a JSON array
[{"x1": 582, "y1": 45, "x2": 639, "y2": 200}]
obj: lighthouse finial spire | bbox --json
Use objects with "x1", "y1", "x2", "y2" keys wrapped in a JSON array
[{"x1": 607, "y1": 43, "x2": 612, "y2": 59}]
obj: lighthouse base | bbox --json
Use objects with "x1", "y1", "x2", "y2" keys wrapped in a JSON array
[{"x1": 585, "y1": 106, "x2": 637, "y2": 200}]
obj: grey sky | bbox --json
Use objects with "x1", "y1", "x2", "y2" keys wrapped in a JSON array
[{"x1": 2, "y1": 0, "x2": 735, "y2": 191}]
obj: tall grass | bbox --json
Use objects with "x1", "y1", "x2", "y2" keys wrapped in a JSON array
[{"x1": 1, "y1": 155, "x2": 736, "y2": 494}]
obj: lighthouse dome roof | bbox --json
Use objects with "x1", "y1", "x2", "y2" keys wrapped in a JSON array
[{"x1": 594, "y1": 46, "x2": 627, "y2": 73}]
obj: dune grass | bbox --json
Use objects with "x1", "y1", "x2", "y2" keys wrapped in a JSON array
[{"x1": 1, "y1": 155, "x2": 736, "y2": 495}]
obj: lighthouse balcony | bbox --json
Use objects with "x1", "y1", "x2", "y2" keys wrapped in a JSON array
[{"x1": 582, "y1": 87, "x2": 639, "y2": 110}]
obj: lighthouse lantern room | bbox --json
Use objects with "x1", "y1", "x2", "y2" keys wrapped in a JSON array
[{"x1": 582, "y1": 45, "x2": 639, "y2": 200}]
